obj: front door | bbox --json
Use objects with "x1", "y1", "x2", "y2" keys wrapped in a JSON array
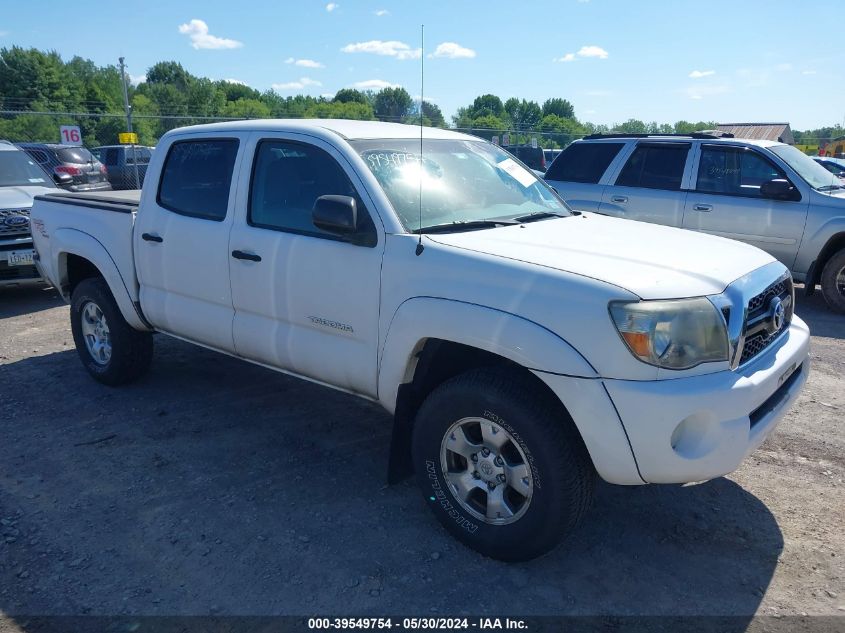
[
  {"x1": 228, "y1": 134, "x2": 384, "y2": 398},
  {"x1": 134, "y1": 135, "x2": 245, "y2": 351},
  {"x1": 683, "y1": 144, "x2": 809, "y2": 268}
]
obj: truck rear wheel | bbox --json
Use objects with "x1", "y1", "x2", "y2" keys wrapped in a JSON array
[
  {"x1": 70, "y1": 277, "x2": 153, "y2": 386},
  {"x1": 411, "y1": 367, "x2": 594, "y2": 561},
  {"x1": 820, "y1": 248, "x2": 845, "y2": 314}
]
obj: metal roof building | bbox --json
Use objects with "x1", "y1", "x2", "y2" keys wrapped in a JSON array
[{"x1": 715, "y1": 122, "x2": 794, "y2": 144}]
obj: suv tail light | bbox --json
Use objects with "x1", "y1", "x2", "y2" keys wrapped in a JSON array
[
  {"x1": 55, "y1": 165, "x2": 82, "y2": 176},
  {"x1": 99, "y1": 164, "x2": 108, "y2": 175}
]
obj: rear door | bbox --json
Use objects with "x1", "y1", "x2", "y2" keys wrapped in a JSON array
[
  {"x1": 683, "y1": 144, "x2": 809, "y2": 267},
  {"x1": 599, "y1": 141, "x2": 692, "y2": 227},
  {"x1": 543, "y1": 141, "x2": 626, "y2": 212},
  {"x1": 135, "y1": 134, "x2": 246, "y2": 351}
]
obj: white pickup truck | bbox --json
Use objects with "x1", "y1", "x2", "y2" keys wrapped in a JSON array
[{"x1": 31, "y1": 120, "x2": 810, "y2": 561}]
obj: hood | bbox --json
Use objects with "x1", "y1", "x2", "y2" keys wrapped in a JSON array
[
  {"x1": 0, "y1": 185, "x2": 55, "y2": 210},
  {"x1": 427, "y1": 212, "x2": 776, "y2": 300}
]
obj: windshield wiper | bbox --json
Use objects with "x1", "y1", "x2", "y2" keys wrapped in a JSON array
[
  {"x1": 817, "y1": 184, "x2": 844, "y2": 191},
  {"x1": 512, "y1": 210, "x2": 568, "y2": 223},
  {"x1": 413, "y1": 219, "x2": 519, "y2": 234}
]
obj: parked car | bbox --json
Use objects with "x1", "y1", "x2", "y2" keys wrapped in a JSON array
[
  {"x1": 544, "y1": 133, "x2": 845, "y2": 312},
  {"x1": 812, "y1": 156, "x2": 845, "y2": 180},
  {"x1": 18, "y1": 143, "x2": 112, "y2": 192},
  {"x1": 0, "y1": 140, "x2": 56, "y2": 287},
  {"x1": 31, "y1": 120, "x2": 809, "y2": 561},
  {"x1": 543, "y1": 148, "x2": 562, "y2": 166},
  {"x1": 503, "y1": 144, "x2": 546, "y2": 171},
  {"x1": 91, "y1": 145, "x2": 154, "y2": 190}
]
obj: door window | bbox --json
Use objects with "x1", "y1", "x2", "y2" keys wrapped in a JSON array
[
  {"x1": 544, "y1": 142, "x2": 624, "y2": 183},
  {"x1": 157, "y1": 139, "x2": 239, "y2": 221},
  {"x1": 615, "y1": 143, "x2": 690, "y2": 191},
  {"x1": 248, "y1": 140, "x2": 376, "y2": 246},
  {"x1": 696, "y1": 146, "x2": 788, "y2": 197}
]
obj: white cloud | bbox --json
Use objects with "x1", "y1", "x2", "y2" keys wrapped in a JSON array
[
  {"x1": 775, "y1": 63, "x2": 793, "y2": 72},
  {"x1": 285, "y1": 57, "x2": 324, "y2": 68},
  {"x1": 223, "y1": 78, "x2": 248, "y2": 85},
  {"x1": 577, "y1": 45, "x2": 608, "y2": 59},
  {"x1": 178, "y1": 19, "x2": 243, "y2": 50},
  {"x1": 272, "y1": 77, "x2": 322, "y2": 91},
  {"x1": 554, "y1": 45, "x2": 608, "y2": 62},
  {"x1": 129, "y1": 74, "x2": 146, "y2": 86},
  {"x1": 802, "y1": 69, "x2": 818, "y2": 75},
  {"x1": 341, "y1": 40, "x2": 421, "y2": 60},
  {"x1": 429, "y1": 42, "x2": 476, "y2": 59},
  {"x1": 374, "y1": 9, "x2": 389, "y2": 16},
  {"x1": 351, "y1": 79, "x2": 400, "y2": 90},
  {"x1": 689, "y1": 69, "x2": 716, "y2": 78},
  {"x1": 326, "y1": 3, "x2": 338, "y2": 11}
]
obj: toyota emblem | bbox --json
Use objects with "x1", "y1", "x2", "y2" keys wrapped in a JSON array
[{"x1": 768, "y1": 296, "x2": 785, "y2": 333}]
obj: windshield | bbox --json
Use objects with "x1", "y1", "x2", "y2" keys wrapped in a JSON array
[
  {"x1": 0, "y1": 151, "x2": 54, "y2": 188},
  {"x1": 769, "y1": 144, "x2": 843, "y2": 190},
  {"x1": 352, "y1": 139, "x2": 569, "y2": 232},
  {"x1": 56, "y1": 146, "x2": 94, "y2": 164}
]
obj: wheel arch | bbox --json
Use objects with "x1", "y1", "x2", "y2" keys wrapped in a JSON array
[
  {"x1": 809, "y1": 230, "x2": 845, "y2": 288},
  {"x1": 53, "y1": 229, "x2": 151, "y2": 331},
  {"x1": 379, "y1": 297, "x2": 599, "y2": 483}
]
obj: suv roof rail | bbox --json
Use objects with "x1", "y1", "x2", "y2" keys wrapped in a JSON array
[
  {"x1": 0, "y1": 139, "x2": 14, "y2": 145},
  {"x1": 582, "y1": 132, "x2": 734, "y2": 140}
]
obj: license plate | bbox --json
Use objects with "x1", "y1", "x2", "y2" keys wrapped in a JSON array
[
  {"x1": 8, "y1": 250, "x2": 34, "y2": 266},
  {"x1": 778, "y1": 361, "x2": 798, "y2": 387}
]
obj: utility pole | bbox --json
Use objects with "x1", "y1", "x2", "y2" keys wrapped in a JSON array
[{"x1": 118, "y1": 57, "x2": 141, "y2": 189}]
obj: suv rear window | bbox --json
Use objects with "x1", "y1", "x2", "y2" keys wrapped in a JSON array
[
  {"x1": 56, "y1": 147, "x2": 94, "y2": 164},
  {"x1": 157, "y1": 139, "x2": 239, "y2": 221},
  {"x1": 544, "y1": 142, "x2": 623, "y2": 183},
  {"x1": 615, "y1": 142, "x2": 690, "y2": 191}
]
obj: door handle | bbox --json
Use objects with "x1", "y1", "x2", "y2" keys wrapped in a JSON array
[
  {"x1": 693, "y1": 204, "x2": 713, "y2": 212},
  {"x1": 610, "y1": 195, "x2": 628, "y2": 203},
  {"x1": 231, "y1": 250, "x2": 262, "y2": 262},
  {"x1": 141, "y1": 233, "x2": 163, "y2": 243}
]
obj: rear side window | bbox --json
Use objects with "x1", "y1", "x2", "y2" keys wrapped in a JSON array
[
  {"x1": 544, "y1": 142, "x2": 624, "y2": 183},
  {"x1": 102, "y1": 148, "x2": 120, "y2": 165},
  {"x1": 615, "y1": 143, "x2": 690, "y2": 191},
  {"x1": 56, "y1": 147, "x2": 94, "y2": 163},
  {"x1": 696, "y1": 146, "x2": 787, "y2": 197},
  {"x1": 157, "y1": 139, "x2": 239, "y2": 221}
]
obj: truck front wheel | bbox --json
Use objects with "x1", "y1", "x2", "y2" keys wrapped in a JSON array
[
  {"x1": 70, "y1": 277, "x2": 153, "y2": 386},
  {"x1": 411, "y1": 367, "x2": 595, "y2": 561},
  {"x1": 820, "y1": 248, "x2": 845, "y2": 314}
]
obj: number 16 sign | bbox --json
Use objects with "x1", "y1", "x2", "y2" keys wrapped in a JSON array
[{"x1": 60, "y1": 125, "x2": 82, "y2": 145}]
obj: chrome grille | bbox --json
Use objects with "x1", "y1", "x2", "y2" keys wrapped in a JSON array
[
  {"x1": 739, "y1": 275, "x2": 793, "y2": 366},
  {"x1": 0, "y1": 208, "x2": 32, "y2": 239}
]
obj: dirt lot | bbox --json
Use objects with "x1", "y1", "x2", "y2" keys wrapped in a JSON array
[{"x1": 0, "y1": 285, "x2": 843, "y2": 621}]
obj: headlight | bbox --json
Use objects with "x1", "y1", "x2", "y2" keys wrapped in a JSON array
[{"x1": 609, "y1": 298, "x2": 729, "y2": 370}]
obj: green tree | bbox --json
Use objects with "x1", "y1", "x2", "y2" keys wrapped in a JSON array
[
  {"x1": 504, "y1": 98, "x2": 542, "y2": 130},
  {"x1": 373, "y1": 87, "x2": 413, "y2": 122},
  {"x1": 333, "y1": 88, "x2": 369, "y2": 105},
  {"x1": 145, "y1": 61, "x2": 192, "y2": 91},
  {"x1": 541, "y1": 98, "x2": 575, "y2": 120},
  {"x1": 222, "y1": 98, "x2": 271, "y2": 119},
  {"x1": 469, "y1": 94, "x2": 504, "y2": 119}
]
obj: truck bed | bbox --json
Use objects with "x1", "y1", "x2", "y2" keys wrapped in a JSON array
[{"x1": 31, "y1": 190, "x2": 141, "y2": 316}]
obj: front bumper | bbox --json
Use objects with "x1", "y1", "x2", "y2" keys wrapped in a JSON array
[{"x1": 604, "y1": 316, "x2": 810, "y2": 483}]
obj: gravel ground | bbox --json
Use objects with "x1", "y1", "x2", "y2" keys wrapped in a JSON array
[{"x1": 0, "y1": 285, "x2": 843, "y2": 620}]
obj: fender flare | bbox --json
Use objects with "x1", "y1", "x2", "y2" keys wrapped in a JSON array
[
  {"x1": 377, "y1": 296, "x2": 597, "y2": 413},
  {"x1": 51, "y1": 228, "x2": 150, "y2": 331}
]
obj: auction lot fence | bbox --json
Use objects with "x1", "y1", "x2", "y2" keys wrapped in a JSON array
[{"x1": 0, "y1": 108, "x2": 834, "y2": 190}]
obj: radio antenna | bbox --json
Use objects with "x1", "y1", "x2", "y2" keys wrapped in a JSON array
[{"x1": 415, "y1": 24, "x2": 425, "y2": 256}]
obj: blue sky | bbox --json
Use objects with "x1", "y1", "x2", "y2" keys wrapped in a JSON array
[{"x1": 2, "y1": 0, "x2": 843, "y2": 129}]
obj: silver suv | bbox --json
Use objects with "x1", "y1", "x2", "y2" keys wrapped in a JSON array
[{"x1": 544, "y1": 133, "x2": 845, "y2": 312}]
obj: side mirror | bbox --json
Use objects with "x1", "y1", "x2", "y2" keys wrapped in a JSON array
[
  {"x1": 313, "y1": 195, "x2": 358, "y2": 235},
  {"x1": 760, "y1": 178, "x2": 800, "y2": 201},
  {"x1": 53, "y1": 172, "x2": 73, "y2": 186}
]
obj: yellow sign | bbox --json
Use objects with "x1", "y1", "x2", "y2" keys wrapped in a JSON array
[{"x1": 118, "y1": 132, "x2": 138, "y2": 144}]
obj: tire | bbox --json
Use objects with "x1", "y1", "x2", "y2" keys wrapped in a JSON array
[
  {"x1": 411, "y1": 367, "x2": 595, "y2": 561},
  {"x1": 820, "y1": 248, "x2": 845, "y2": 314},
  {"x1": 70, "y1": 277, "x2": 153, "y2": 386}
]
